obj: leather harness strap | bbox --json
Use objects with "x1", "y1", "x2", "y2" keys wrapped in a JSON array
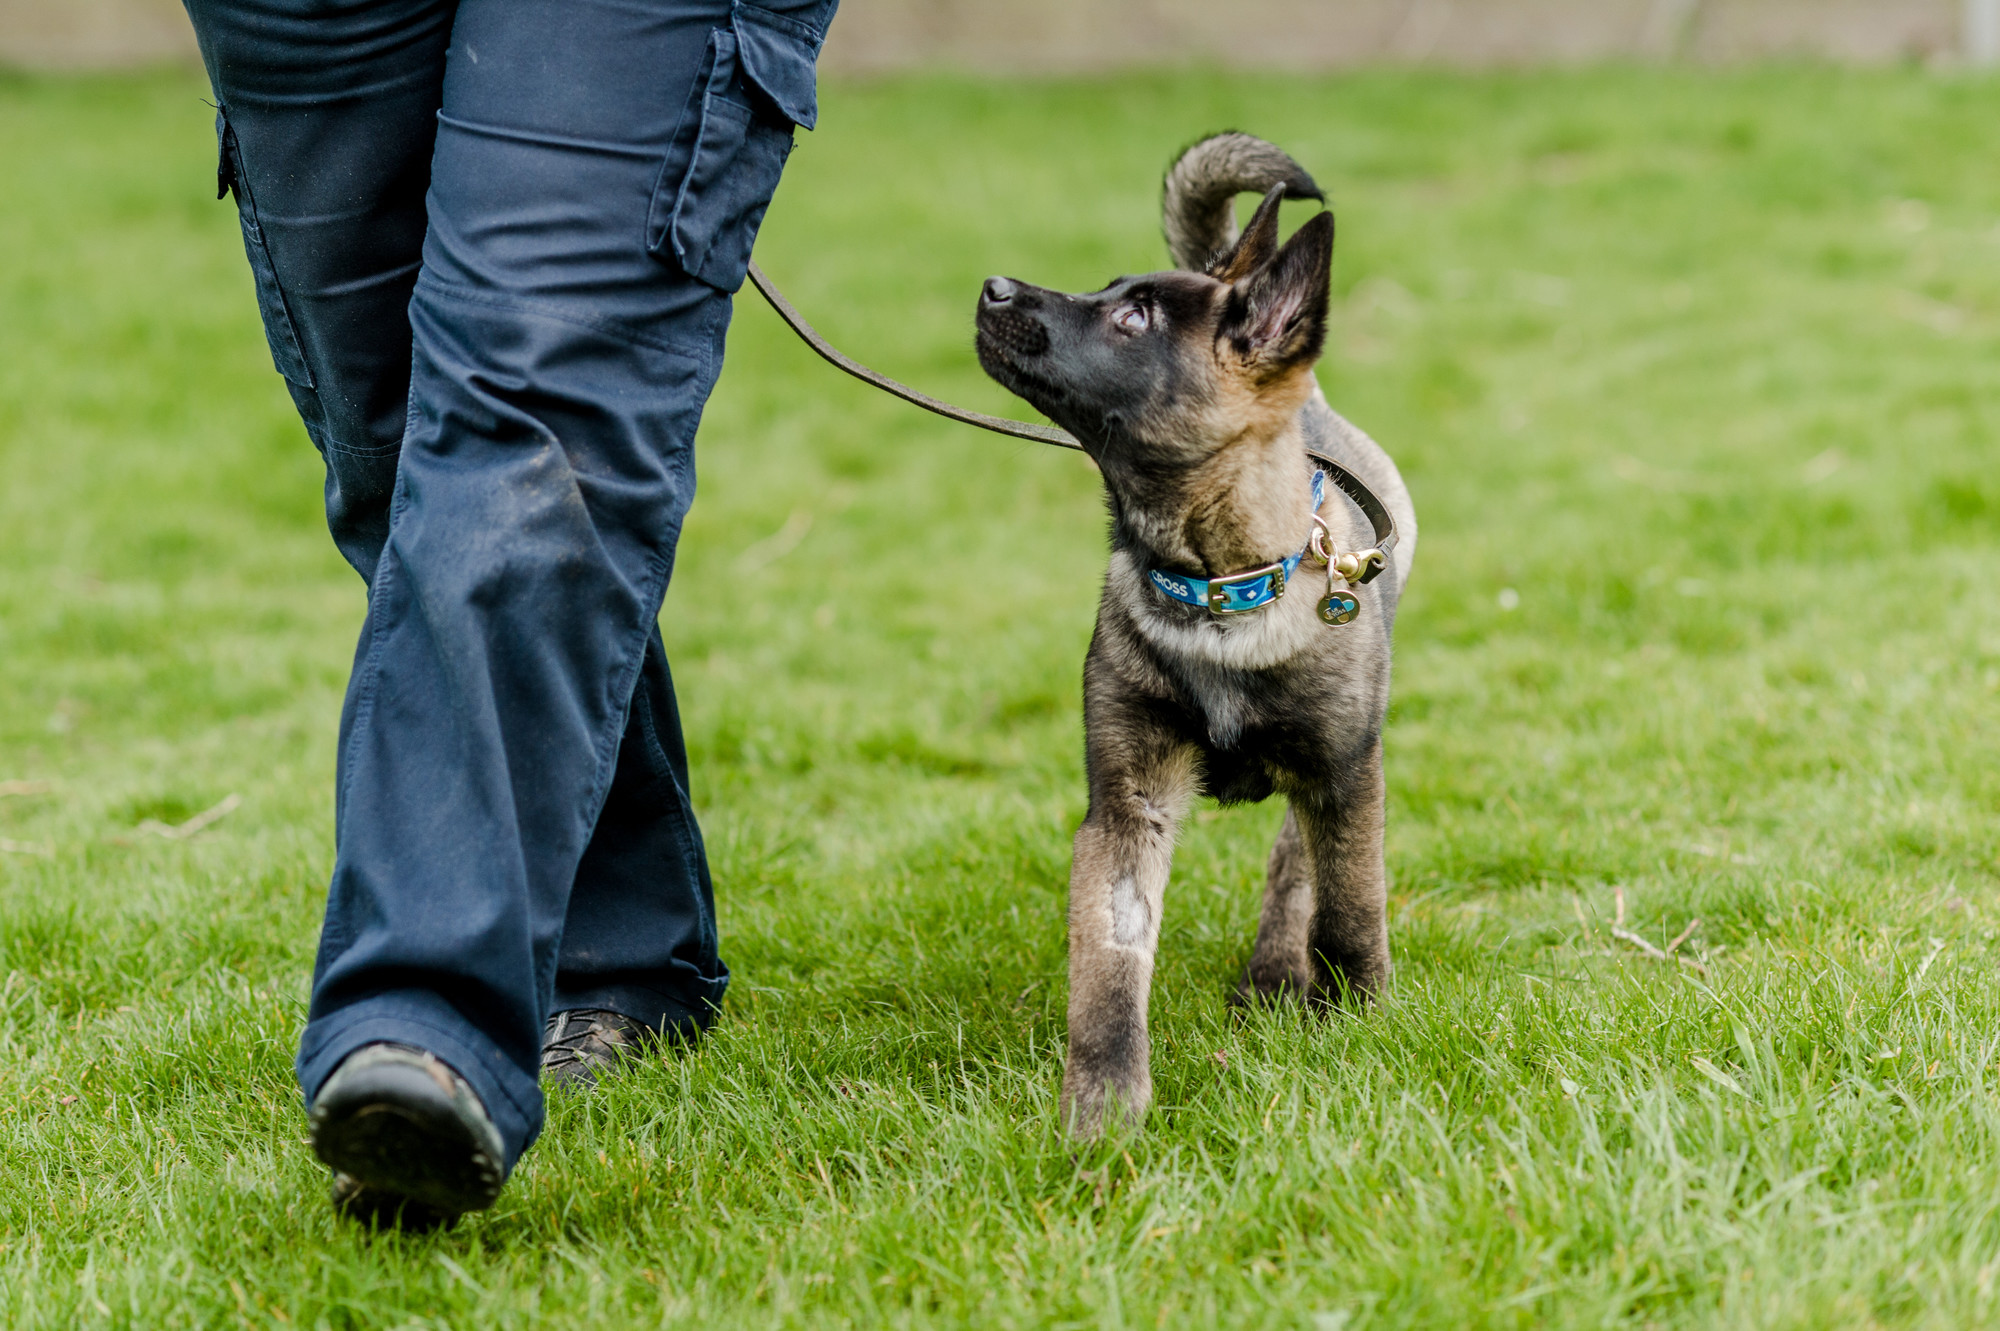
[{"x1": 1305, "y1": 447, "x2": 1400, "y2": 567}]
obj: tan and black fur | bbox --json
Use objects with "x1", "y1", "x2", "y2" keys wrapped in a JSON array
[{"x1": 974, "y1": 133, "x2": 1418, "y2": 1139}]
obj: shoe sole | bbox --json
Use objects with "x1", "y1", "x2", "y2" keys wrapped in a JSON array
[{"x1": 311, "y1": 1069, "x2": 503, "y2": 1218}]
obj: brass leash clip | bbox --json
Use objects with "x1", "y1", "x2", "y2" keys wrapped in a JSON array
[{"x1": 1332, "y1": 548, "x2": 1387, "y2": 585}]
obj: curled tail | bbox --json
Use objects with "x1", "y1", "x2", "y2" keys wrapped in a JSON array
[{"x1": 1161, "y1": 132, "x2": 1324, "y2": 273}]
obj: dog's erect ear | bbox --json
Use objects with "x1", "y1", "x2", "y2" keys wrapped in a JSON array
[
  {"x1": 1219, "y1": 209, "x2": 1334, "y2": 377},
  {"x1": 1205, "y1": 184, "x2": 1288, "y2": 283}
]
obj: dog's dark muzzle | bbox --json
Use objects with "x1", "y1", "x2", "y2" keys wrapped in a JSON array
[{"x1": 976, "y1": 276, "x2": 1051, "y2": 359}]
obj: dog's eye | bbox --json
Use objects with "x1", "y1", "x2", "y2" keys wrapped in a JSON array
[{"x1": 1113, "y1": 304, "x2": 1150, "y2": 333}]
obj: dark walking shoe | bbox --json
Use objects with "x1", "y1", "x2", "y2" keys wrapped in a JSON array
[
  {"x1": 309, "y1": 1043, "x2": 506, "y2": 1228},
  {"x1": 541, "y1": 1008, "x2": 660, "y2": 1087}
]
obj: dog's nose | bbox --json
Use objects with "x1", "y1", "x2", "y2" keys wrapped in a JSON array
[{"x1": 981, "y1": 276, "x2": 1016, "y2": 306}]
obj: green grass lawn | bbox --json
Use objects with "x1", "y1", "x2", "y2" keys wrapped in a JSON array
[{"x1": 2, "y1": 61, "x2": 1999, "y2": 1329}]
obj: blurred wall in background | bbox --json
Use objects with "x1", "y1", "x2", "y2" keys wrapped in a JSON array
[
  {"x1": 820, "y1": 0, "x2": 1970, "y2": 72},
  {"x1": 1, "y1": 0, "x2": 196, "y2": 67},
  {"x1": 0, "y1": 0, "x2": 1985, "y2": 71}
]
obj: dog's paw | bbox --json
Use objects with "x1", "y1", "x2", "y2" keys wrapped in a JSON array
[
  {"x1": 1060, "y1": 1064, "x2": 1150, "y2": 1141},
  {"x1": 1231, "y1": 964, "x2": 1313, "y2": 1010},
  {"x1": 1304, "y1": 953, "x2": 1391, "y2": 1010}
]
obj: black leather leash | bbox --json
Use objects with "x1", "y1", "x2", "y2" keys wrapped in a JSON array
[
  {"x1": 746, "y1": 260, "x2": 1080, "y2": 450},
  {"x1": 744, "y1": 258, "x2": 1399, "y2": 566}
]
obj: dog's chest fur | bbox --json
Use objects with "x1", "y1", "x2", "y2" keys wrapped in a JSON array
[
  {"x1": 1091, "y1": 407, "x2": 1401, "y2": 803},
  {"x1": 1096, "y1": 583, "x2": 1393, "y2": 802}
]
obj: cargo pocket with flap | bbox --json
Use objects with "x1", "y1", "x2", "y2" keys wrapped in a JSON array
[
  {"x1": 216, "y1": 112, "x2": 314, "y2": 388},
  {"x1": 647, "y1": 1, "x2": 824, "y2": 293}
]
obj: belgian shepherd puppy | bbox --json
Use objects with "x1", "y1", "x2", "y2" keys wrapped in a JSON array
[{"x1": 974, "y1": 133, "x2": 1419, "y2": 1139}]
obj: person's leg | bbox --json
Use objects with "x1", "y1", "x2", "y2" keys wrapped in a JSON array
[
  {"x1": 540, "y1": 631, "x2": 723, "y2": 1086},
  {"x1": 546, "y1": 0, "x2": 832, "y2": 1057},
  {"x1": 296, "y1": 0, "x2": 838, "y2": 1167},
  {"x1": 182, "y1": 0, "x2": 508, "y2": 1226},
  {"x1": 180, "y1": 0, "x2": 449, "y2": 582},
  {"x1": 551, "y1": 631, "x2": 726, "y2": 1029}
]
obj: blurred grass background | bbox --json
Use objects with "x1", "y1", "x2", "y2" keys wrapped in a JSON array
[{"x1": 1, "y1": 64, "x2": 1999, "y2": 1328}]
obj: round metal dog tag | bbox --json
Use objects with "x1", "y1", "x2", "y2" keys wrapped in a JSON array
[{"x1": 1317, "y1": 590, "x2": 1360, "y2": 625}]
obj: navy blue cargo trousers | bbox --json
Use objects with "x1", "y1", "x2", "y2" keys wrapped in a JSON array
[{"x1": 182, "y1": 0, "x2": 837, "y2": 1167}]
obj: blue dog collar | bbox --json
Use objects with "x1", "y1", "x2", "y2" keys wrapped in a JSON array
[{"x1": 1148, "y1": 471, "x2": 1326, "y2": 615}]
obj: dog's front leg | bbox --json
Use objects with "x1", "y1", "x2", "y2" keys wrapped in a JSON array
[
  {"x1": 1062, "y1": 726, "x2": 1197, "y2": 1140},
  {"x1": 1236, "y1": 804, "x2": 1315, "y2": 1004},
  {"x1": 1294, "y1": 739, "x2": 1391, "y2": 1005}
]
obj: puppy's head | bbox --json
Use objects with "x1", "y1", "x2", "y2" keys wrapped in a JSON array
[{"x1": 975, "y1": 187, "x2": 1334, "y2": 476}]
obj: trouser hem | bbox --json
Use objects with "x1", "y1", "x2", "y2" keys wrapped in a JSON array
[
  {"x1": 547, "y1": 977, "x2": 725, "y2": 1038},
  {"x1": 297, "y1": 994, "x2": 543, "y2": 1169}
]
